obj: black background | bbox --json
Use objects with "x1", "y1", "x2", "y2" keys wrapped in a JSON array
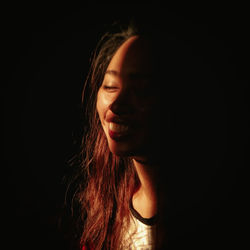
[{"x1": 3, "y1": 3, "x2": 249, "y2": 249}]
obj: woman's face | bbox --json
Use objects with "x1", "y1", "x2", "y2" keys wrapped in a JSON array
[{"x1": 97, "y1": 36, "x2": 159, "y2": 157}]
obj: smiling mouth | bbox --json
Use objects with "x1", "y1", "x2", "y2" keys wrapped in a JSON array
[
  {"x1": 109, "y1": 122, "x2": 129, "y2": 133},
  {"x1": 108, "y1": 122, "x2": 131, "y2": 140}
]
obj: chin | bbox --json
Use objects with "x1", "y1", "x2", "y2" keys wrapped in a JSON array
[
  {"x1": 108, "y1": 145, "x2": 131, "y2": 157},
  {"x1": 108, "y1": 140, "x2": 136, "y2": 157}
]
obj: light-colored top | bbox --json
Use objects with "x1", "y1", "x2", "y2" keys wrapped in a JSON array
[{"x1": 121, "y1": 202, "x2": 157, "y2": 249}]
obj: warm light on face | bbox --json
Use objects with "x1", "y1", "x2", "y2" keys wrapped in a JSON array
[{"x1": 96, "y1": 36, "x2": 158, "y2": 157}]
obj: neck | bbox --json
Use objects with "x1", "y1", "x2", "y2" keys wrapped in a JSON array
[{"x1": 132, "y1": 157, "x2": 158, "y2": 218}]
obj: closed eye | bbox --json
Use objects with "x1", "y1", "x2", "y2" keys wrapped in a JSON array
[{"x1": 103, "y1": 85, "x2": 119, "y2": 92}]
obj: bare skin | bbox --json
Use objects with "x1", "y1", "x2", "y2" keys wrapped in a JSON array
[
  {"x1": 97, "y1": 36, "x2": 159, "y2": 219},
  {"x1": 132, "y1": 158, "x2": 158, "y2": 218}
]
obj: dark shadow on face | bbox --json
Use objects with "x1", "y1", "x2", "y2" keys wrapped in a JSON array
[
  {"x1": 97, "y1": 30, "x2": 226, "y2": 172},
  {"x1": 97, "y1": 36, "x2": 164, "y2": 159}
]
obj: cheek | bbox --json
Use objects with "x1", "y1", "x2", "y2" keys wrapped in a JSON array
[
  {"x1": 96, "y1": 90, "x2": 112, "y2": 123},
  {"x1": 136, "y1": 100, "x2": 157, "y2": 123}
]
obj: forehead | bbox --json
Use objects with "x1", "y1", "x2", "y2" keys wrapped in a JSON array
[{"x1": 106, "y1": 36, "x2": 154, "y2": 77}]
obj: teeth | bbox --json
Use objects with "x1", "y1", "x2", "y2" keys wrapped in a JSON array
[{"x1": 109, "y1": 122, "x2": 129, "y2": 133}]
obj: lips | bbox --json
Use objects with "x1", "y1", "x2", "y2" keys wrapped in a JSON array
[
  {"x1": 108, "y1": 122, "x2": 132, "y2": 141},
  {"x1": 109, "y1": 122, "x2": 129, "y2": 133}
]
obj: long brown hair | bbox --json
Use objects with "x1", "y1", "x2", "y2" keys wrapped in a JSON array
[
  {"x1": 75, "y1": 23, "x2": 142, "y2": 249},
  {"x1": 65, "y1": 16, "x2": 224, "y2": 249},
  {"x1": 70, "y1": 21, "x2": 182, "y2": 249}
]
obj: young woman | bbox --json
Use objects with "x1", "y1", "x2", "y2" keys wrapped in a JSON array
[
  {"x1": 70, "y1": 20, "x2": 220, "y2": 249},
  {"x1": 74, "y1": 23, "x2": 167, "y2": 249}
]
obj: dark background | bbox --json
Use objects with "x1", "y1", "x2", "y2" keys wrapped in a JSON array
[{"x1": 4, "y1": 3, "x2": 249, "y2": 249}]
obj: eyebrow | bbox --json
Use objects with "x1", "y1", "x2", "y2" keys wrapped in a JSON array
[{"x1": 105, "y1": 70, "x2": 152, "y2": 79}]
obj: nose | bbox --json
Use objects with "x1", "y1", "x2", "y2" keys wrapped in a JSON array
[{"x1": 109, "y1": 89, "x2": 132, "y2": 116}]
